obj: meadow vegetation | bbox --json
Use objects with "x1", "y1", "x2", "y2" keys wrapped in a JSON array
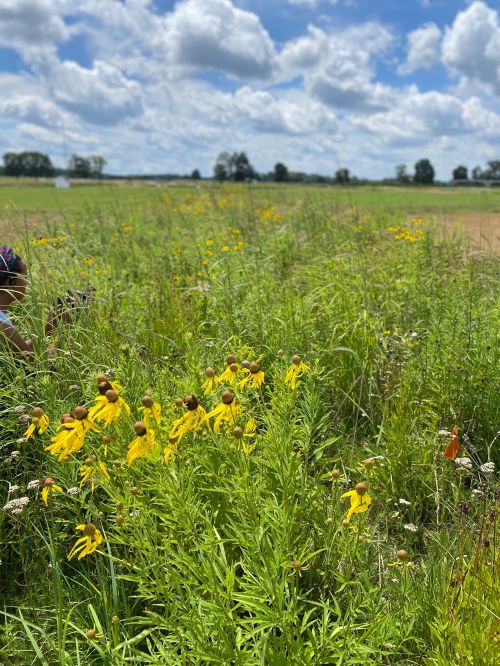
[{"x1": 0, "y1": 184, "x2": 498, "y2": 665}]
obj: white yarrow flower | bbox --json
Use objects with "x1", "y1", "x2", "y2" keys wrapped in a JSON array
[
  {"x1": 455, "y1": 457, "x2": 472, "y2": 470},
  {"x1": 27, "y1": 479, "x2": 41, "y2": 490},
  {"x1": 3, "y1": 496, "x2": 30, "y2": 515},
  {"x1": 480, "y1": 462, "x2": 495, "y2": 474},
  {"x1": 403, "y1": 523, "x2": 418, "y2": 532},
  {"x1": 399, "y1": 498, "x2": 411, "y2": 506},
  {"x1": 67, "y1": 487, "x2": 82, "y2": 495}
]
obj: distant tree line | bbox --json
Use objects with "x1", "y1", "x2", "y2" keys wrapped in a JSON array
[{"x1": 1, "y1": 151, "x2": 107, "y2": 178}]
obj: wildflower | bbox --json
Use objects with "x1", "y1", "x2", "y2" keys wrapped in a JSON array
[
  {"x1": 480, "y1": 462, "x2": 495, "y2": 474},
  {"x1": 46, "y1": 408, "x2": 97, "y2": 460},
  {"x1": 139, "y1": 395, "x2": 161, "y2": 427},
  {"x1": 239, "y1": 362, "x2": 265, "y2": 389},
  {"x1": 23, "y1": 407, "x2": 50, "y2": 440},
  {"x1": 403, "y1": 523, "x2": 418, "y2": 532},
  {"x1": 399, "y1": 498, "x2": 411, "y2": 506},
  {"x1": 218, "y1": 354, "x2": 240, "y2": 384},
  {"x1": 341, "y1": 482, "x2": 372, "y2": 524},
  {"x1": 388, "y1": 549, "x2": 413, "y2": 569},
  {"x1": 126, "y1": 422, "x2": 159, "y2": 465},
  {"x1": 27, "y1": 479, "x2": 41, "y2": 490},
  {"x1": 3, "y1": 496, "x2": 30, "y2": 516},
  {"x1": 41, "y1": 478, "x2": 63, "y2": 506},
  {"x1": 284, "y1": 355, "x2": 309, "y2": 389},
  {"x1": 67, "y1": 486, "x2": 82, "y2": 496},
  {"x1": 205, "y1": 391, "x2": 241, "y2": 433},
  {"x1": 89, "y1": 390, "x2": 131, "y2": 426},
  {"x1": 8, "y1": 484, "x2": 20, "y2": 494},
  {"x1": 169, "y1": 395, "x2": 207, "y2": 443},
  {"x1": 163, "y1": 439, "x2": 178, "y2": 464},
  {"x1": 95, "y1": 373, "x2": 122, "y2": 395},
  {"x1": 444, "y1": 426, "x2": 460, "y2": 461},
  {"x1": 68, "y1": 523, "x2": 103, "y2": 560},
  {"x1": 454, "y1": 457, "x2": 473, "y2": 470},
  {"x1": 201, "y1": 367, "x2": 220, "y2": 395},
  {"x1": 79, "y1": 457, "x2": 111, "y2": 491}
]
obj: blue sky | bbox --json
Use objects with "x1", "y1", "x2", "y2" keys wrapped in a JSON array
[{"x1": 1, "y1": 1, "x2": 500, "y2": 178}]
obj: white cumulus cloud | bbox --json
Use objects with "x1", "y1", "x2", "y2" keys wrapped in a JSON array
[
  {"x1": 0, "y1": 0, "x2": 70, "y2": 48},
  {"x1": 398, "y1": 22, "x2": 441, "y2": 75}
]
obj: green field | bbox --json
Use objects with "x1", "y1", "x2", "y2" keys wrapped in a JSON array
[{"x1": 1, "y1": 183, "x2": 498, "y2": 664}]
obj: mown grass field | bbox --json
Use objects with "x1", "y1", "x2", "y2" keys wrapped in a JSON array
[{"x1": 1, "y1": 182, "x2": 499, "y2": 665}]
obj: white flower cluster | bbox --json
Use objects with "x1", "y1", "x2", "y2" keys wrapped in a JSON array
[
  {"x1": 480, "y1": 462, "x2": 495, "y2": 474},
  {"x1": 399, "y1": 498, "x2": 411, "y2": 506},
  {"x1": 27, "y1": 479, "x2": 41, "y2": 490},
  {"x1": 403, "y1": 523, "x2": 418, "y2": 532},
  {"x1": 67, "y1": 487, "x2": 82, "y2": 496},
  {"x1": 3, "y1": 496, "x2": 30, "y2": 516},
  {"x1": 454, "y1": 457, "x2": 473, "y2": 470}
]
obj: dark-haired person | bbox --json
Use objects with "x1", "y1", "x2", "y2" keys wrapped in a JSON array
[{"x1": 0, "y1": 245, "x2": 73, "y2": 356}]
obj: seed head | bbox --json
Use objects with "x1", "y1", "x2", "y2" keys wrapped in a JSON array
[
  {"x1": 98, "y1": 381, "x2": 111, "y2": 395},
  {"x1": 184, "y1": 394, "x2": 199, "y2": 410},
  {"x1": 116, "y1": 501, "x2": 124, "y2": 511},
  {"x1": 355, "y1": 482, "x2": 368, "y2": 496},
  {"x1": 174, "y1": 397, "x2": 184, "y2": 407},
  {"x1": 105, "y1": 390, "x2": 118, "y2": 403},
  {"x1": 96, "y1": 373, "x2": 108, "y2": 384},
  {"x1": 233, "y1": 427, "x2": 244, "y2": 439},
  {"x1": 44, "y1": 477, "x2": 54, "y2": 487},
  {"x1": 229, "y1": 363, "x2": 238, "y2": 373},
  {"x1": 277, "y1": 349, "x2": 284, "y2": 357},
  {"x1": 226, "y1": 353, "x2": 236, "y2": 365},
  {"x1": 221, "y1": 390, "x2": 234, "y2": 405},
  {"x1": 73, "y1": 406, "x2": 88, "y2": 420},
  {"x1": 102, "y1": 435, "x2": 113, "y2": 444},
  {"x1": 330, "y1": 469, "x2": 341, "y2": 479},
  {"x1": 362, "y1": 458, "x2": 375, "y2": 469},
  {"x1": 84, "y1": 456, "x2": 95, "y2": 465},
  {"x1": 133, "y1": 421, "x2": 147, "y2": 436},
  {"x1": 61, "y1": 412, "x2": 73, "y2": 423},
  {"x1": 241, "y1": 360, "x2": 251, "y2": 369},
  {"x1": 292, "y1": 354, "x2": 301, "y2": 365},
  {"x1": 84, "y1": 523, "x2": 96, "y2": 536},
  {"x1": 249, "y1": 361, "x2": 260, "y2": 374},
  {"x1": 115, "y1": 514, "x2": 125, "y2": 525},
  {"x1": 142, "y1": 395, "x2": 154, "y2": 408},
  {"x1": 32, "y1": 406, "x2": 44, "y2": 418},
  {"x1": 397, "y1": 549, "x2": 409, "y2": 561},
  {"x1": 205, "y1": 367, "x2": 216, "y2": 378},
  {"x1": 130, "y1": 486, "x2": 139, "y2": 495}
]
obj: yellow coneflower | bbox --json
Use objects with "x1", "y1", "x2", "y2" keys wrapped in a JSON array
[
  {"x1": 41, "y1": 477, "x2": 63, "y2": 506},
  {"x1": 341, "y1": 483, "x2": 372, "y2": 524},
  {"x1": 95, "y1": 373, "x2": 123, "y2": 395},
  {"x1": 68, "y1": 523, "x2": 103, "y2": 560},
  {"x1": 23, "y1": 407, "x2": 50, "y2": 440},
  {"x1": 126, "y1": 421, "x2": 159, "y2": 465},
  {"x1": 89, "y1": 390, "x2": 131, "y2": 426},
  {"x1": 79, "y1": 457, "x2": 111, "y2": 492},
  {"x1": 205, "y1": 391, "x2": 241, "y2": 432},
  {"x1": 169, "y1": 395, "x2": 207, "y2": 443},
  {"x1": 284, "y1": 354, "x2": 309, "y2": 389},
  {"x1": 201, "y1": 367, "x2": 219, "y2": 395},
  {"x1": 139, "y1": 395, "x2": 161, "y2": 427},
  {"x1": 218, "y1": 354, "x2": 240, "y2": 384},
  {"x1": 163, "y1": 438, "x2": 178, "y2": 464},
  {"x1": 45, "y1": 407, "x2": 97, "y2": 460},
  {"x1": 232, "y1": 416, "x2": 256, "y2": 453},
  {"x1": 239, "y1": 362, "x2": 265, "y2": 389}
]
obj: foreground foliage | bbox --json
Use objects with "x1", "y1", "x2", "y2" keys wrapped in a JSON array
[{"x1": 1, "y1": 186, "x2": 498, "y2": 664}]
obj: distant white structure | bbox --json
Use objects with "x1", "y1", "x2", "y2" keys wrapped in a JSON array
[{"x1": 54, "y1": 176, "x2": 70, "y2": 189}]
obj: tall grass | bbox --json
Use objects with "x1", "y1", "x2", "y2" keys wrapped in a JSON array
[{"x1": 1, "y1": 186, "x2": 498, "y2": 664}]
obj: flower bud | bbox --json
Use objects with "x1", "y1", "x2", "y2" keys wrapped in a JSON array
[
  {"x1": 226, "y1": 353, "x2": 236, "y2": 365},
  {"x1": 133, "y1": 421, "x2": 147, "y2": 436},
  {"x1": 330, "y1": 469, "x2": 341, "y2": 479},
  {"x1": 44, "y1": 477, "x2": 54, "y2": 487},
  {"x1": 84, "y1": 456, "x2": 95, "y2": 465},
  {"x1": 241, "y1": 360, "x2": 251, "y2": 369},
  {"x1": 98, "y1": 381, "x2": 111, "y2": 395},
  {"x1": 233, "y1": 427, "x2": 244, "y2": 439},
  {"x1": 96, "y1": 373, "x2": 108, "y2": 384},
  {"x1": 102, "y1": 435, "x2": 112, "y2": 444},
  {"x1": 397, "y1": 549, "x2": 409, "y2": 561},
  {"x1": 142, "y1": 395, "x2": 154, "y2": 408},
  {"x1": 229, "y1": 363, "x2": 238, "y2": 373},
  {"x1": 86, "y1": 628, "x2": 96, "y2": 640},
  {"x1": 362, "y1": 458, "x2": 375, "y2": 469},
  {"x1": 291, "y1": 560, "x2": 303, "y2": 571},
  {"x1": 277, "y1": 349, "x2": 284, "y2": 356},
  {"x1": 116, "y1": 501, "x2": 124, "y2": 511},
  {"x1": 130, "y1": 486, "x2": 139, "y2": 495},
  {"x1": 61, "y1": 412, "x2": 73, "y2": 423},
  {"x1": 355, "y1": 482, "x2": 368, "y2": 496},
  {"x1": 221, "y1": 390, "x2": 234, "y2": 405},
  {"x1": 195, "y1": 427, "x2": 204, "y2": 436},
  {"x1": 205, "y1": 367, "x2": 216, "y2": 378},
  {"x1": 174, "y1": 397, "x2": 184, "y2": 407},
  {"x1": 115, "y1": 514, "x2": 125, "y2": 525}
]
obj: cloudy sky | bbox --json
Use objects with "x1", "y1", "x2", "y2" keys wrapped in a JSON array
[{"x1": 1, "y1": 0, "x2": 500, "y2": 179}]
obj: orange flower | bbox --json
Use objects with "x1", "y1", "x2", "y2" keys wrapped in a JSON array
[{"x1": 444, "y1": 426, "x2": 460, "y2": 461}]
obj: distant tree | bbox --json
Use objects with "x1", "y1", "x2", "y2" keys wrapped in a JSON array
[
  {"x1": 89, "y1": 155, "x2": 107, "y2": 178},
  {"x1": 68, "y1": 154, "x2": 91, "y2": 178},
  {"x1": 452, "y1": 165, "x2": 468, "y2": 180},
  {"x1": 273, "y1": 162, "x2": 288, "y2": 183},
  {"x1": 335, "y1": 168, "x2": 350, "y2": 185},
  {"x1": 191, "y1": 169, "x2": 201, "y2": 180},
  {"x1": 395, "y1": 164, "x2": 410, "y2": 184},
  {"x1": 3, "y1": 151, "x2": 54, "y2": 177},
  {"x1": 213, "y1": 151, "x2": 232, "y2": 181},
  {"x1": 471, "y1": 165, "x2": 483, "y2": 180},
  {"x1": 484, "y1": 160, "x2": 500, "y2": 180},
  {"x1": 213, "y1": 151, "x2": 255, "y2": 182},
  {"x1": 414, "y1": 158, "x2": 435, "y2": 185}
]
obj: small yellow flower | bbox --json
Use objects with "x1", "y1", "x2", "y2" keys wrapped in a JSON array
[
  {"x1": 126, "y1": 422, "x2": 159, "y2": 465},
  {"x1": 23, "y1": 407, "x2": 50, "y2": 440},
  {"x1": 79, "y1": 458, "x2": 111, "y2": 492},
  {"x1": 201, "y1": 367, "x2": 220, "y2": 395},
  {"x1": 204, "y1": 391, "x2": 241, "y2": 432},
  {"x1": 139, "y1": 395, "x2": 161, "y2": 427},
  {"x1": 46, "y1": 408, "x2": 97, "y2": 460},
  {"x1": 169, "y1": 395, "x2": 207, "y2": 443},
  {"x1": 218, "y1": 354, "x2": 240, "y2": 384},
  {"x1": 284, "y1": 354, "x2": 309, "y2": 389},
  {"x1": 89, "y1": 390, "x2": 131, "y2": 426},
  {"x1": 68, "y1": 523, "x2": 103, "y2": 560},
  {"x1": 238, "y1": 362, "x2": 265, "y2": 389},
  {"x1": 41, "y1": 478, "x2": 63, "y2": 506},
  {"x1": 341, "y1": 482, "x2": 372, "y2": 524}
]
